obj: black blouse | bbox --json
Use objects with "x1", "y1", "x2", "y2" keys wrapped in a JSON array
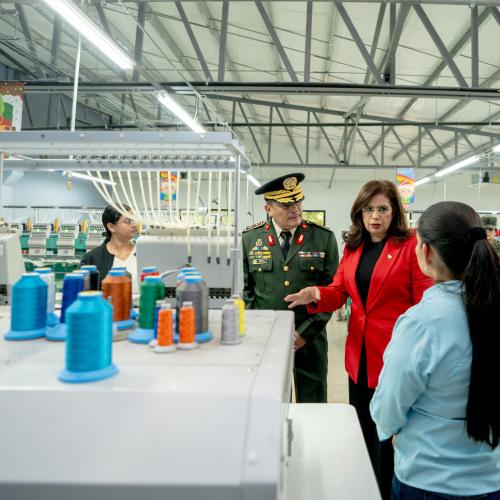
[
  {"x1": 80, "y1": 242, "x2": 115, "y2": 288},
  {"x1": 355, "y1": 238, "x2": 387, "y2": 307}
]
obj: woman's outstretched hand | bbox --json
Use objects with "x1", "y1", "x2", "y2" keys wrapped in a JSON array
[{"x1": 284, "y1": 286, "x2": 321, "y2": 309}]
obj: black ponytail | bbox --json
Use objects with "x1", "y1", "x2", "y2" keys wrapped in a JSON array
[{"x1": 418, "y1": 201, "x2": 500, "y2": 448}]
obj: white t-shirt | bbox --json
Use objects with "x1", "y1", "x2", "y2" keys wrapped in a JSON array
[{"x1": 113, "y1": 251, "x2": 139, "y2": 294}]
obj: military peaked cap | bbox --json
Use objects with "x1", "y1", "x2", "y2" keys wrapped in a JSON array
[
  {"x1": 481, "y1": 215, "x2": 497, "y2": 228},
  {"x1": 255, "y1": 173, "x2": 305, "y2": 205}
]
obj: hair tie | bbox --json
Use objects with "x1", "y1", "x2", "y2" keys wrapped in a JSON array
[{"x1": 466, "y1": 226, "x2": 487, "y2": 244}]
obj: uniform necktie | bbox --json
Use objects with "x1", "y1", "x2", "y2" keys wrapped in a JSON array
[{"x1": 281, "y1": 231, "x2": 292, "y2": 258}]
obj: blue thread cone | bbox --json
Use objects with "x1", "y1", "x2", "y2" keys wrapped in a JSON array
[
  {"x1": 59, "y1": 291, "x2": 118, "y2": 384},
  {"x1": 4, "y1": 273, "x2": 47, "y2": 341}
]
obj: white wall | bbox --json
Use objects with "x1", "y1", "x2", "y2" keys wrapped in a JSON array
[{"x1": 7, "y1": 171, "x2": 103, "y2": 206}]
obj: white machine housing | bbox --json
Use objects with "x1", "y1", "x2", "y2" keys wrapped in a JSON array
[
  {"x1": 27, "y1": 223, "x2": 51, "y2": 257},
  {"x1": 136, "y1": 227, "x2": 243, "y2": 307},
  {"x1": 0, "y1": 309, "x2": 294, "y2": 500},
  {"x1": 56, "y1": 224, "x2": 79, "y2": 257},
  {"x1": 0, "y1": 228, "x2": 25, "y2": 305},
  {"x1": 86, "y1": 224, "x2": 105, "y2": 251},
  {"x1": 8, "y1": 222, "x2": 23, "y2": 234}
]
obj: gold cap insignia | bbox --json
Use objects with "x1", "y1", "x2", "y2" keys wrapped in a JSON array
[{"x1": 283, "y1": 176, "x2": 297, "y2": 191}]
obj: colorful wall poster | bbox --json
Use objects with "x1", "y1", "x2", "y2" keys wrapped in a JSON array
[
  {"x1": 160, "y1": 172, "x2": 178, "y2": 206},
  {"x1": 0, "y1": 82, "x2": 24, "y2": 131},
  {"x1": 396, "y1": 167, "x2": 415, "y2": 211}
]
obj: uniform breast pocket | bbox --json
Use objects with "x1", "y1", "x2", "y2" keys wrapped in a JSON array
[
  {"x1": 249, "y1": 259, "x2": 274, "y2": 292},
  {"x1": 299, "y1": 257, "x2": 324, "y2": 273}
]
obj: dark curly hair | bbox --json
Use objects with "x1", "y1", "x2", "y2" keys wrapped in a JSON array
[{"x1": 343, "y1": 180, "x2": 410, "y2": 249}]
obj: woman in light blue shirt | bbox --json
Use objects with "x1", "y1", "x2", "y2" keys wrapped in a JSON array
[{"x1": 370, "y1": 201, "x2": 500, "y2": 499}]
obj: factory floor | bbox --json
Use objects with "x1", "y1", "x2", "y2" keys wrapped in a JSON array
[{"x1": 326, "y1": 312, "x2": 349, "y2": 404}]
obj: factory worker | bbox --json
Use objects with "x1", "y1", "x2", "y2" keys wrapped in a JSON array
[
  {"x1": 242, "y1": 173, "x2": 339, "y2": 403},
  {"x1": 81, "y1": 204, "x2": 139, "y2": 293},
  {"x1": 481, "y1": 215, "x2": 500, "y2": 255}
]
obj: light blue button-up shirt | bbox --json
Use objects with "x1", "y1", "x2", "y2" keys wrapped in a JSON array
[{"x1": 370, "y1": 281, "x2": 500, "y2": 495}]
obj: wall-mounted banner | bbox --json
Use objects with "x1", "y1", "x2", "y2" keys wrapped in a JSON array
[
  {"x1": 0, "y1": 82, "x2": 24, "y2": 131},
  {"x1": 396, "y1": 168, "x2": 415, "y2": 211},
  {"x1": 160, "y1": 172, "x2": 178, "y2": 206}
]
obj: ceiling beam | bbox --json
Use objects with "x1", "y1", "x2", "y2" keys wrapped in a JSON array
[
  {"x1": 21, "y1": 120, "x2": 500, "y2": 129},
  {"x1": 238, "y1": 102, "x2": 265, "y2": 164},
  {"x1": 420, "y1": 109, "x2": 500, "y2": 162},
  {"x1": 391, "y1": 127, "x2": 417, "y2": 166},
  {"x1": 304, "y1": 0, "x2": 313, "y2": 83},
  {"x1": 194, "y1": 1, "x2": 268, "y2": 144},
  {"x1": 23, "y1": 81, "x2": 500, "y2": 99},
  {"x1": 175, "y1": 0, "x2": 213, "y2": 80},
  {"x1": 424, "y1": 127, "x2": 449, "y2": 162},
  {"x1": 392, "y1": 66, "x2": 500, "y2": 159},
  {"x1": 275, "y1": 107, "x2": 304, "y2": 163},
  {"x1": 316, "y1": 2, "x2": 337, "y2": 151},
  {"x1": 312, "y1": 111, "x2": 340, "y2": 162},
  {"x1": 413, "y1": 4, "x2": 468, "y2": 88},
  {"x1": 14, "y1": 3, "x2": 43, "y2": 78},
  {"x1": 218, "y1": 0, "x2": 229, "y2": 81},
  {"x1": 367, "y1": 6, "x2": 491, "y2": 155},
  {"x1": 357, "y1": 128, "x2": 380, "y2": 165},
  {"x1": 132, "y1": 1, "x2": 146, "y2": 82},
  {"x1": 344, "y1": 2, "x2": 387, "y2": 118},
  {"x1": 5, "y1": 0, "x2": 500, "y2": 3},
  {"x1": 471, "y1": 5, "x2": 479, "y2": 87},
  {"x1": 488, "y1": 6, "x2": 500, "y2": 24},
  {"x1": 49, "y1": 13, "x2": 61, "y2": 76},
  {"x1": 335, "y1": 3, "x2": 385, "y2": 84},
  {"x1": 384, "y1": 3, "x2": 410, "y2": 84},
  {"x1": 255, "y1": 0, "x2": 299, "y2": 82}
]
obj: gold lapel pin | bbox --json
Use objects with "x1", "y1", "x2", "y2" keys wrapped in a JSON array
[{"x1": 388, "y1": 254, "x2": 393, "y2": 259}]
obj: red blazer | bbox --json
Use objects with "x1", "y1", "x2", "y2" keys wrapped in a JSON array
[{"x1": 308, "y1": 235, "x2": 433, "y2": 388}]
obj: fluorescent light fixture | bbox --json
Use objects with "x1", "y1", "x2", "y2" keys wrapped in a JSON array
[
  {"x1": 414, "y1": 176, "x2": 431, "y2": 187},
  {"x1": 493, "y1": 144, "x2": 500, "y2": 153},
  {"x1": 246, "y1": 174, "x2": 261, "y2": 187},
  {"x1": 6, "y1": 154, "x2": 34, "y2": 161},
  {"x1": 434, "y1": 155, "x2": 479, "y2": 178},
  {"x1": 63, "y1": 171, "x2": 116, "y2": 186},
  {"x1": 157, "y1": 94, "x2": 206, "y2": 134},
  {"x1": 43, "y1": 0, "x2": 134, "y2": 70}
]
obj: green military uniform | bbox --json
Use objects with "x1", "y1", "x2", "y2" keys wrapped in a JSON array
[{"x1": 242, "y1": 175, "x2": 339, "y2": 403}]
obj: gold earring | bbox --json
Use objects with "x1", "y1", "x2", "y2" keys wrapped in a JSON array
[{"x1": 424, "y1": 265, "x2": 429, "y2": 273}]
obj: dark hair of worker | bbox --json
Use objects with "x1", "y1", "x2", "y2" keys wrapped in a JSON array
[
  {"x1": 418, "y1": 201, "x2": 500, "y2": 448},
  {"x1": 101, "y1": 204, "x2": 132, "y2": 242}
]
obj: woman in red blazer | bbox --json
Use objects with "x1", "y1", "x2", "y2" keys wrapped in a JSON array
[{"x1": 285, "y1": 180, "x2": 433, "y2": 500}]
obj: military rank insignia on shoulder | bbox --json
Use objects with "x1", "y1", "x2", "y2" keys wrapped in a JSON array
[
  {"x1": 243, "y1": 220, "x2": 266, "y2": 232},
  {"x1": 304, "y1": 219, "x2": 332, "y2": 231}
]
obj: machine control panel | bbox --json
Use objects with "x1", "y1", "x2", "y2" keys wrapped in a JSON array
[
  {"x1": 27, "y1": 224, "x2": 51, "y2": 257},
  {"x1": 56, "y1": 224, "x2": 80, "y2": 258},
  {"x1": 85, "y1": 224, "x2": 105, "y2": 251}
]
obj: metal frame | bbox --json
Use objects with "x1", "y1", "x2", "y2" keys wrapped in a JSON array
[
  {"x1": 0, "y1": 130, "x2": 249, "y2": 160},
  {"x1": 1, "y1": 0, "x2": 499, "y2": 172},
  {"x1": 24, "y1": 81, "x2": 500, "y2": 100}
]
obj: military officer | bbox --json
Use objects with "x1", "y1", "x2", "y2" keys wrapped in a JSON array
[
  {"x1": 242, "y1": 173, "x2": 339, "y2": 403},
  {"x1": 481, "y1": 215, "x2": 500, "y2": 255}
]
